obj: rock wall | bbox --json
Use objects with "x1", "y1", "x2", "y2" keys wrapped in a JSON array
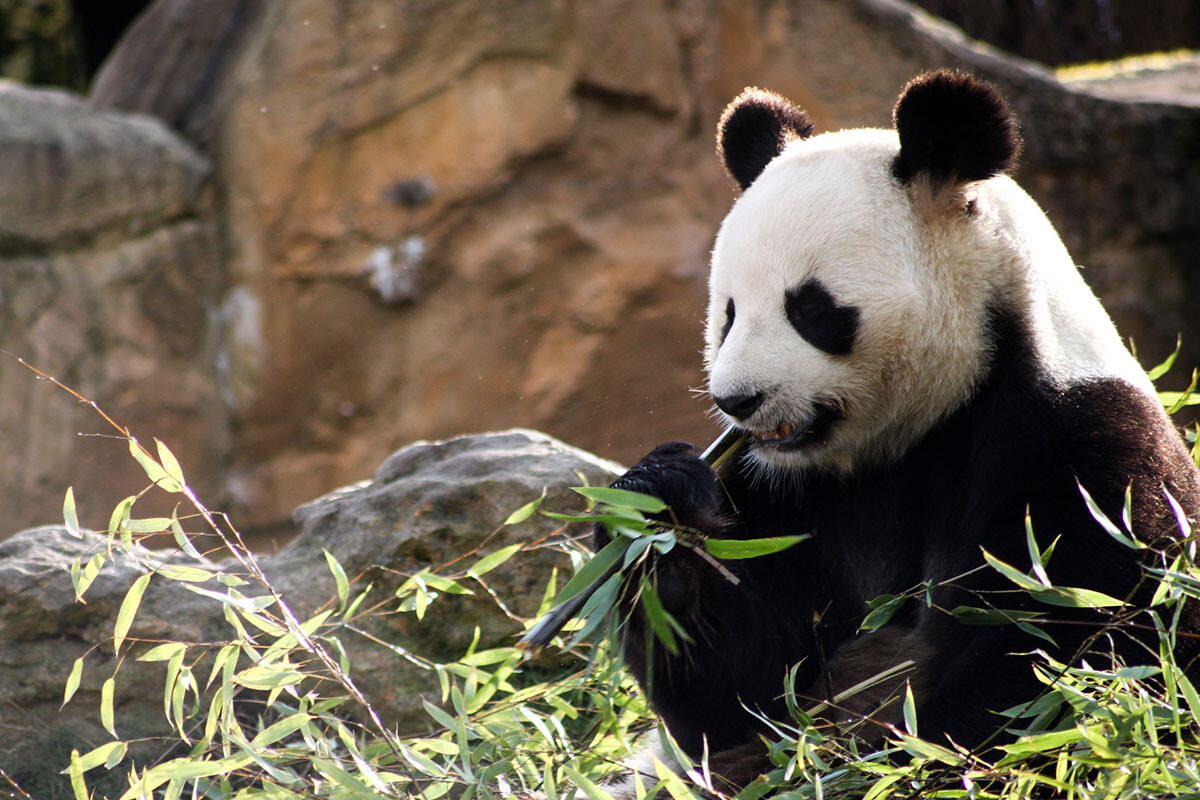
[
  {"x1": 4, "y1": 0, "x2": 1198, "y2": 541},
  {"x1": 0, "y1": 80, "x2": 228, "y2": 535}
]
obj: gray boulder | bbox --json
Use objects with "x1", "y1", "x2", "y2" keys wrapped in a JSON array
[{"x1": 0, "y1": 429, "x2": 621, "y2": 787}]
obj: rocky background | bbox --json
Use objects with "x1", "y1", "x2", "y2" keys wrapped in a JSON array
[{"x1": 2, "y1": 0, "x2": 1199, "y2": 547}]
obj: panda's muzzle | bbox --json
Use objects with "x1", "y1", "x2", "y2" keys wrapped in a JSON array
[{"x1": 750, "y1": 403, "x2": 840, "y2": 451}]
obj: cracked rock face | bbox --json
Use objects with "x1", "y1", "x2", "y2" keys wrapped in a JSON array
[
  {"x1": 7, "y1": 0, "x2": 1200, "y2": 543},
  {"x1": 0, "y1": 429, "x2": 621, "y2": 788}
]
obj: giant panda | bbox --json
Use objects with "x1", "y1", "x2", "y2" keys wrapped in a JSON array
[{"x1": 597, "y1": 71, "x2": 1200, "y2": 791}]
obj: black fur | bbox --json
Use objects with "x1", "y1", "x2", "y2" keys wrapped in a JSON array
[
  {"x1": 603, "y1": 307, "x2": 1200, "y2": 774},
  {"x1": 785, "y1": 278, "x2": 861, "y2": 356},
  {"x1": 720, "y1": 298, "x2": 735, "y2": 345},
  {"x1": 717, "y1": 88, "x2": 814, "y2": 190},
  {"x1": 892, "y1": 70, "x2": 1022, "y2": 187}
]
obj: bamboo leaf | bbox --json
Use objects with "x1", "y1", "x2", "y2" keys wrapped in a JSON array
[
  {"x1": 324, "y1": 550, "x2": 349, "y2": 610},
  {"x1": 902, "y1": 681, "x2": 918, "y2": 736},
  {"x1": 554, "y1": 537, "x2": 629, "y2": 606},
  {"x1": 138, "y1": 642, "x2": 187, "y2": 662},
  {"x1": 154, "y1": 564, "x2": 215, "y2": 583},
  {"x1": 114, "y1": 573, "x2": 152, "y2": 653},
  {"x1": 62, "y1": 656, "x2": 83, "y2": 707},
  {"x1": 65, "y1": 740, "x2": 127, "y2": 773},
  {"x1": 505, "y1": 488, "x2": 547, "y2": 525},
  {"x1": 574, "y1": 486, "x2": 668, "y2": 513},
  {"x1": 250, "y1": 712, "x2": 313, "y2": 748},
  {"x1": 156, "y1": 439, "x2": 186, "y2": 486},
  {"x1": 101, "y1": 677, "x2": 117, "y2": 737},
  {"x1": 705, "y1": 534, "x2": 809, "y2": 560},
  {"x1": 860, "y1": 593, "x2": 904, "y2": 633},
  {"x1": 128, "y1": 438, "x2": 182, "y2": 493},
  {"x1": 1078, "y1": 480, "x2": 1143, "y2": 549},
  {"x1": 640, "y1": 578, "x2": 679, "y2": 654},
  {"x1": 468, "y1": 543, "x2": 524, "y2": 578},
  {"x1": 1024, "y1": 510, "x2": 1051, "y2": 587},
  {"x1": 67, "y1": 750, "x2": 87, "y2": 800},
  {"x1": 63, "y1": 487, "x2": 82, "y2": 538}
]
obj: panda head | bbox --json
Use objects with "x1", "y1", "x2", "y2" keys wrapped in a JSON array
[{"x1": 707, "y1": 71, "x2": 1024, "y2": 474}]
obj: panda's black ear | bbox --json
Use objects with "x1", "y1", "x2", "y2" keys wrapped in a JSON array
[
  {"x1": 717, "y1": 88, "x2": 814, "y2": 190},
  {"x1": 892, "y1": 70, "x2": 1022, "y2": 187}
]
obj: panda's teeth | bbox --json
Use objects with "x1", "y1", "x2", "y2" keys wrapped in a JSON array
[{"x1": 776, "y1": 421, "x2": 795, "y2": 438}]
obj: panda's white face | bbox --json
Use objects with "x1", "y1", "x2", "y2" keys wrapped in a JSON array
[{"x1": 706, "y1": 129, "x2": 997, "y2": 474}]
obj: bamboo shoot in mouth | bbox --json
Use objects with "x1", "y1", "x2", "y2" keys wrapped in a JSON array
[{"x1": 516, "y1": 426, "x2": 747, "y2": 654}]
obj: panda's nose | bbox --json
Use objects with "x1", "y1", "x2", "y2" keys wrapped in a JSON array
[{"x1": 713, "y1": 391, "x2": 765, "y2": 420}]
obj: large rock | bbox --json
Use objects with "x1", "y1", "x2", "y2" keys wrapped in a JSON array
[
  {"x1": 0, "y1": 430, "x2": 620, "y2": 787},
  {"x1": 6, "y1": 0, "x2": 1198, "y2": 540},
  {"x1": 0, "y1": 80, "x2": 228, "y2": 536}
]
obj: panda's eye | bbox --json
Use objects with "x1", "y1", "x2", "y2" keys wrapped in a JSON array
[
  {"x1": 785, "y1": 278, "x2": 860, "y2": 356},
  {"x1": 720, "y1": 298, "x2": 735, "y2": 344}
]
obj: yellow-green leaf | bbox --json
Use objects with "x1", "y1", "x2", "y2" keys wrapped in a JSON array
[
  {"x1": 67, "y1": 750, "x2": 87, "y2": 800},
  {"x1": 468, "y1": 543, "x2": 523, "y2": 578},
  {"x1": 63, "y1": 487, "x2": 81, "y2": 538},
  {"x1": 574, "y1": 486, "x2": 668, "y2": 513},
  {"x1": 155, "y1": 564, "x2": 215, "y2": 583},
  {"x1": 705, "y1": 534, "x2": 808, "y2": 560},
  {"x1": 62, "y1": 656, "x2": 83, "y2": 707},
  {"x1": 156, "y1": 439, "x2": 186, "y2": 486},
  {"x1": 101, "y1": 677, "x2": 117, "y2": 737},
  {"x1": 505, "y1": 488, "x2": 546, "y2": 525},
  {"x1": 64, "y1": 740, "x2": 127, "y2": 773},
  {"x1": 324, "y1": 550, "x2": 349, "y2": 610},
  {"x1": 114, "y1": 573, "x2": 152, "y2": 653}
]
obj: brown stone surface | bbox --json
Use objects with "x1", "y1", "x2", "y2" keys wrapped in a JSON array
[
  {"x1": 5, "y1": 0, "x2": 1198, "y2": 541},
  {"x1": 0, "y1": 80, "x2": 228, "y2": 535}
]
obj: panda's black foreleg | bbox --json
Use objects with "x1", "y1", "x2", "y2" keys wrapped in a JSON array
[{"x1": 592, "y1": 442, "x2": 809, "y2": 772}]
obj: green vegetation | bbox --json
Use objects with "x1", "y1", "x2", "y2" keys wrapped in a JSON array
[{"x1": 14, "y1": 353, "x2": 1200, "y2": 800}]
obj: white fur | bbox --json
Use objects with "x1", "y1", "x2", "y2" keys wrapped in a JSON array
[{"x1": 706, "y1": 128, "x2": 1151, "y2": 474}]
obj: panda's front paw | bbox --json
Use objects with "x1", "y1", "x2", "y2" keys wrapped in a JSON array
[{"x1": 593, "y1": 441, "x2": 726, "y2": 551}]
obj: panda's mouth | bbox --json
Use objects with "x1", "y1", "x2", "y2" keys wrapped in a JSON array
[{"x1": 750, "y1": 404, "x2": 840, "y2": 451}]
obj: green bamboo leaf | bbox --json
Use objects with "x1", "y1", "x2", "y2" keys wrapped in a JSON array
[
  {"x1": 554, "y1": 537, "x2": 629, "y2": 606},
  {"x1": 860, "y1": 593, "x2": 904, "y2": 633},
  {"x1": 123, "y1": 517, "x2": 174, "y2": 534},
  {"x1": 982, "y1": 549, "x2": 1047, "y2": 592},
  {"x1": 568, "y1": 572, "x2": 623, "y2": 647},
  {"x1": 101, "y1": 677, "x2": 116, "y2": 737},
  {"x1": 425, "y1": 573, "x2": 472, "y2": 595},
  {"x1": 156, "y1": 439, "x2": 186, "y2": 486},
  {"x1": 64, "y1": 740, "x2": 127, "y2": 773},
  {"x1": 505, "y1": 488, "x2": 547, "y2": 525},
  {"x1": 63, "y1": 487, "x2": 82, "y2": 538},
  {"x1": 324, "y1": 550, "x2": 349, "y2": 610},
  {"x1": 62, "y1": 656, "x2": 83, "y2": 707},
  {"x1": 1148, "y1": 336, "x2": 1181, "y2": 381},
  {"x1": 107, "y1": 495, "x2": 136, "y2": 537},
  {"x1": 1033, "y1": 585, "x2": 1125, "y2": 608},
  {"x1": 902, "y1": 681, "x2": 917, "y2": 736},
  {"x1": 155, "y1": 564, "x2": 215, "y2": 583},
  {"x1": 573, "y1": 486, "x2": 668, "y2": 513},
  {"x1": 114, "y1": 573, "x2": 152, "y2": 653},
  {"x1": 468, "y1": 543, "x2": 524, "y2": 578},
  {"x1": 128, "y1": 437, "x2": 182, "y2": 493},
  {"x1": 170, "y1": 513, "x2": 203, "y2": 560},
  {"x1": 1024, "y1": 510, "x2": 1051, "y2": 587},
  {"x1": 233, "y1": 664, "x2": 304, "y2": 690},
  {"x1": 1077, "y1": 480, "x2": 1143, "y2": 549},
  {"x1": 138, "y1": 642, "x2": 187, "y2": 662},
  {"x1": 705, "y1": 534, "x2": 809, "y2": 560},
  {"x1": 250, "y1": 711, "x2": 313, "y2": 748},
  {"x1": 72, "y1": 552, "x2": 106, "y2": 603},
  {"x1": 639, "y1": 578, "x2": 679, "y2": 654},
  {"x1": 67, "y1": 750, "x2": 87, "y2": 800}
]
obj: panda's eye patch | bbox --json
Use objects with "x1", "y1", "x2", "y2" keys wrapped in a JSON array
[
  {"x1": 720, "y1": 298, "x2": 735, "y2": 344},
  {"x1": 785, "y1": 278, "x2": 860, "y2": 356}
]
